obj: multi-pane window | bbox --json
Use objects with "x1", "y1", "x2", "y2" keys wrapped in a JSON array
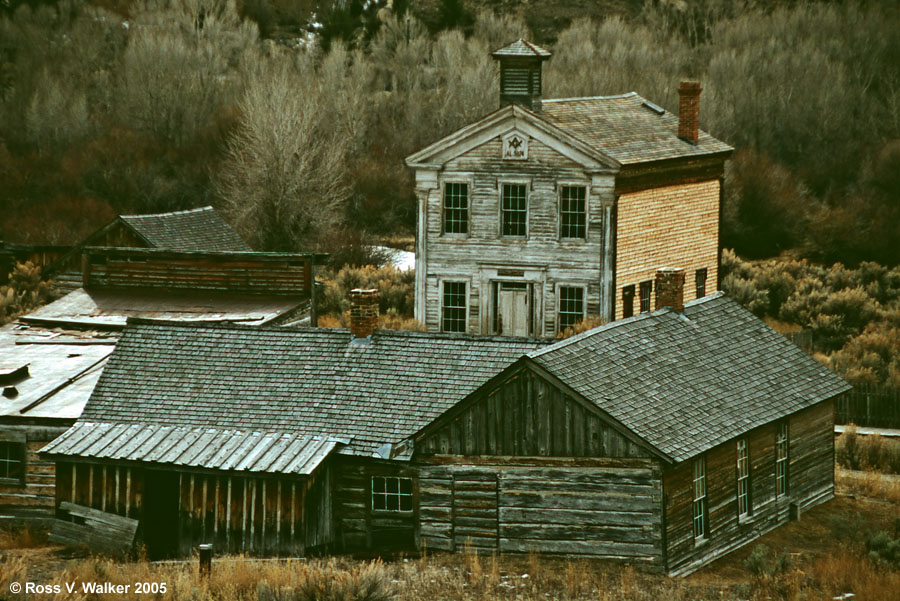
[
  {"x1": 442, "y1": 281, "x2": 467, "y2": 333},
  {"x1": 558, "y1": 286, "x2": 584, "y2": 332},
  {"x1": 775, "y1": 422, "x2": 789, "y2": 497},
  {"x1": 372, "y1": 476, "x2": 413, "y2": 512},
  {"x1": 696, "y1": 268, "x2": 708, "y2": 298},
  {"x1": 0, "y1": 442, "x2": 25, "y2": 482},
  {"x1": 443, "y1": 182, "x2": 469, "y2": 234},
  {"x1": 559, "y1": 186, "x2": 586, "y2": 239},
  {"x1": 622, "y1": 285, "x2": 636, "y2": 318},
  {"x1": 639, "y1": 280, "x2": 652, "y2": 313},
  {"x1": 736, "y1": 439, "x2": 751, "y2": 519},
  {"x1": 501, "y1": 183, "x2": 528, "y2": 236},
  {"x1": 693, "y1": 456, "x2": 708, "y2": 541}
]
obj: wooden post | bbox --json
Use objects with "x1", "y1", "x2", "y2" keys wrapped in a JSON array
[{"x1": 198, "y1": 543, "x2": 213, "y2": 579}]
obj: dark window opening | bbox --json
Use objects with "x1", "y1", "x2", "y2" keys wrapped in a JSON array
[
  {"x1": 558, "y1": 286, "x2": 584, "y2": 332},
  {"x1": 696, "y1": 268, "x2": 708, "y2": 298},
  {"x1": 0, "y1": 441, "x2": 25, "y2": 483},
  {"x1": 443, "y1": 182, "x2": 468, "y2": 234},
  {"x1": 442, "y1": 281, "x2": 466, "y2": 333},
  {"x1": 560, "y1": 186, "x2": 586, "y2": 239},
  {"x1": 639, "y1": 280, "x2": 652, "y2": 313},
  {"x1": 501, "y1": 183, "x2": 528, "y2": 236},
  {"x1": 372, "y1": 476, "x2": 413, "y2": 512},
  {"x1": 622, "y1": 285, "x2": 636, "y2": 318}
]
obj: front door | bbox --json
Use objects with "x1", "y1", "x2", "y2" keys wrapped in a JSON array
[{"x1": 498, "y1": 283, "x2": 529, "y2": 336}]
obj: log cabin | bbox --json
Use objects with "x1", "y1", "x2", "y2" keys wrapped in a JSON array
[
  {"x1": 406, "y1": 40, "x2": 733, "y2": 335},
  {"x1": 42, "y1": 273, "x2": 849, "y2": 574}
]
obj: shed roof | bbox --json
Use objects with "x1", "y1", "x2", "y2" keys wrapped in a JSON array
[
  {"x1": 541, "y1": 93, "x2": 733, "y2": 165},
  {"x1": 68, "y1": 325, "x2": 549, "y2": 457},
  {"x1": 528, "y1": 292, "x2": 850, "y2": 462},
  {"x1": 120, "y1": 207, "x2": 251, "y2": 252}
]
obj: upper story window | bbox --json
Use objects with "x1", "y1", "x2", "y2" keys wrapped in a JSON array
[
  {"x1": 372, "y1": 476, "x2": 413, "y2": 512},
  {"x1": 622, "y1": 285, "x2": 636, "y2": 318},
  {"x1": 442, "y1": 281, "x2": 467, "y2": 333},
  {"x1": 0, "y1": 441, "x2": 25, "y2": 484},
  {"x1": 558, "y1": 286, "x2": 585, "y2": 333},
  {"x1": 639, "y1": 280, "x2": 652, "y2": 313},
  {"x1": 775, "y1": 422, "x2": 789, "y2": 497},
  {"x1": 559, "y1": 186, "x2": 586, "y2": 239},
  {"x1": 501, "y1": 183, "x2": 528, "y2": 237},
  {"x1": 693, "y1": 456, "x2": 708, "y2": 541},
  {"x1": 736, "y1": 438, "x2": 751, "y2": 519},
  {"x1": 443, "y1": 182, "x2": 469, "y2": 234},
  {"x1": 696, "y1": 268, "x2": 708, "y2": 298}
]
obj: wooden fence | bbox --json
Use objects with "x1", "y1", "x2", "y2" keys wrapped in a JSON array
[{"x1": 834, "y1": 384, "x2": 900, "y2": 429}]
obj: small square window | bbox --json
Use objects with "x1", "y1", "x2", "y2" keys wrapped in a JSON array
[
  {"x1": 622, "y1": 285, "x2": 636, "y2": 318},
  {"x1": 443, "y1": 182, "x2": 469, "y2": 234},
  {"x1": 558, "y1": 286, "x2": 584, "y2": 332},
  {"x1": 696, "y1": 268, "x2": 708, "y2": 298},
  {"x1": 639, "y1": 280, "x2": 652, "y2": 313},
  {"x1": 501, "y1": 183, "x2": 528, "y2": 237},
  {"x1": 0, "y1": 441, "x2": 25, "y2": 483},
  {"x1": 442, "y1": 282, "x2": 467, "y2": 333},
  {"x1": 372, "y1": 476, "x2": 413, "y2": 512},
  {"x1": 560, "y1": 186, "x2": 586, "y2": 239}
]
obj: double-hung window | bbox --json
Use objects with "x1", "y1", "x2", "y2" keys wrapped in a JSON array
[
  {"x1": 372, "y1": 476, "x2": 413, "y2": 512},
  {"x1": 558, "y1": 286, "x2": 584, "y2": 332},
  {"x1": 736, "y1": 438, "x2": 751, "y2": 519},
  {"x1": 441, "y1": 281, "x2": 467, "y2": 333},
  {"x1": 559, "y1": 185, "x2": 586, "y2": 239},
  {"x1": 443, "y1": 182, "x2": 468, "y2": 234},
  {"x1": 693, "y1": 456, "x2": 708, "y2": 541},
  {"x1": 775, "y1": 422, "x2": 789, "y2": 497},
  {"x1": 639, "y1": 280, "x2": 652, "y2": 313},
  {"x1": 501, "y1": 183, "x2": 528, "y2": 237},
  {"x1": 696, "y1": 268, "x2": 708, "y2": 298}
]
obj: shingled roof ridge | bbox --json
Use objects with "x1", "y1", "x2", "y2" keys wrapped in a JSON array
[
  {"x1": 542, "y1": 92, "x2": 640, "y2": 104},
  {"x1": 528, "y1": 293, "x2": 725, "y2": 359},
  {"x1": 120, "y1": 206, "x2": 214, "y2": 219}
]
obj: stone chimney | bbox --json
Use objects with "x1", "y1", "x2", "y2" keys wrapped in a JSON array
[
  {"x1": 491, "y1": 39, "x2": 551, "y2": 111},
  {"x1": 655, "y1": 268, "x2": 686, "y2": 312},
  {"x1": 677, "y1": 81, "x2": 702, "y2": 144},
  {"x1": 349, "y1": 288, "x2": 379, "y2": 338}
]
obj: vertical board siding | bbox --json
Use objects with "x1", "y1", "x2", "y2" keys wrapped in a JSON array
[{"x1": 664, "y1": 400, "x2": 835, "y2": 576}]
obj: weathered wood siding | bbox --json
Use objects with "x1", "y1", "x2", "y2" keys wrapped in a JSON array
[
  {"x1": 83, "y1": 248, "x2": 312, "y2": 296},
  {"x1": 0, "y1": 426, "x2": 68, "y2": 521},
  {"x1": 48, "y1": 223, "x2": 149, "y2": 293},
  {"x1": 417, "y1": 457, "x2": 663, "y2": 567},
  {"x1": 332, "y1": 456, "x2": 418, "y2": 552},
  {"x1": 615, "y1": 180, "x2": 719, "y2": 320},
  {"x1": 663, "y1": 400, "x2": 835, "y2": 575},
  {"x1": 56, "y1": 462, "x2": 143, "y2": 519},
  {"x1": 418, "y1": 367, "x2": 650, "y2": 458},
  {"x1": 416, "y1": 134, "x2": 617, "y2": 334}
]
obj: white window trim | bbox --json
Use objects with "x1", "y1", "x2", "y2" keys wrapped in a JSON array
[
  {"x1": 439, "y1": 277, "x2": 470, "y2": 334},
  {"x1": 736, "y1": 438, "x2": 751, "y2": 521},
  {"x1": 439, "y1": 176, "x2": 474, "y2": 238},
  {"x1": 557, "y1": 181, "x2": 590, "y2": 241},
  {"x1": 498, "y1": 179, "x2": 532, "y2": 239},
  {"x1": 775, "y1": 422, "x2": 789, "y2": 498},
  {"x1": 556, "y1": 283, "x2": 587, "y2": 334},
  {"x1": 693, "y1": 456, "x2": 708, "y2": 543}
]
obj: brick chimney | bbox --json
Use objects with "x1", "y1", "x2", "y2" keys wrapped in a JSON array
[
  {"x1": 349, "y1": 288, "x2": 379, "y2": 338},
  {"x1": 655, "y1": 268, "x2": 686, "y2": 312},
  {"x1": 677, "y1": 81, "x2": 702, "y2": 144}
]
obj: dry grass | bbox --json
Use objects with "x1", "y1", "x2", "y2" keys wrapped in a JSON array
[{"x1": 0, "y1": 524, "x2": 48, "y2": 549}]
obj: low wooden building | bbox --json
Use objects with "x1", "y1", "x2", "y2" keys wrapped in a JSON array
[{"x1": 42, "y1": 273, "x2": 848, "y2": 574}]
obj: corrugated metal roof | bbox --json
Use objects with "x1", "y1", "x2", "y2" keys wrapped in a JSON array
[{"x1": 42, "y1": 422, "x2": 341, "y2": 475}]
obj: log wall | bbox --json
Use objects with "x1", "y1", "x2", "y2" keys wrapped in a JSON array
[
  {"x1": 663, "y1": 400, "x2": 835, "y2": 575},
  {"x1": 0, "y1": 426, "x2": 68, "y2": 521}
]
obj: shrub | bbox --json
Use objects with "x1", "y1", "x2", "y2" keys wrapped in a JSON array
[
  {"x1": 318, "y1": 265, "x2": 414, "y2": 318},
  {"x1": 0, "y1": 261, "x2": 59, "y2": 325},
  {"x1": 866, "y1": 530, "x2": 900, "y2": 570}
]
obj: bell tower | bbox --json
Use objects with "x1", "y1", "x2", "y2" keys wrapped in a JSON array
[{"x1": 490, "y1": 39, "x2": 551, "y2": 111}]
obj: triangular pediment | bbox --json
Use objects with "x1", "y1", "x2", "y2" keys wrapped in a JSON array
[{"x1": 405, "y1": 104, "x2": 620, "y2": 173}]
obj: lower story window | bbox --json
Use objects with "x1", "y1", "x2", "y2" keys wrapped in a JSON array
[
  {"x1": 696, "y1": 268, "x2": 708, "y2": 298},
  {"x1": 558, "y1": 286, "x2": 584, "y2": 332},
  {"x1": 640, "y1": 280, "x2": 652, "y2": 313},
  {"x1": 622, "y1": 285, "x2": 635, "y2": 318},
  {"x1": 442, "y1": 281, "x2": 467, "y2": 332},
  {"x1": 736, "y1": 438, "x2": 751, "y2": 518},
  {"x1": 693, "y1": 456, "x2": 708, "y2": 541},
  {"x1": 372, "y1": 476, "x2": 413, "y2": 512},
  {"x1": 0, "y1": 441, "x2": 25, "y2": 483}
]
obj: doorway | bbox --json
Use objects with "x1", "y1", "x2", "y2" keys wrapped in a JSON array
[
  {"x1": 142, "y1": 470, "x2": 180, "y2": 559},
  {"x1": 493, "y1": 282, "x2": 534, "y2": 336}
]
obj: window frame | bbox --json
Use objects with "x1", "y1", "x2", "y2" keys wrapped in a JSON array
[
  {"x1": 440, "y1": 279, "x2": 468, "y2": 333},
  {"x1": 558, "y1": 183, "x2": 588, "y2": 240},
  {"x1": 622, "y1": 285, "x2": 636, "y2": 319},
  {"x1": 736, "y1": 438, "x2": 751, "y2": 520},
  {"x1": 696, "y1": 268, "x2": 708, "y2": 299},
  {"x1": 557, "y1": 284, "x2": 586, "y2": 333},
  {"x1": 693, "y1": 456, "x2": 708, "y2": 542},
  {"x1": 639, "y1": 280, "x2": 653, "y2": 313},
  {"x1": 775, "y1": 422, "x2": 789, "y2": 498},
  {"x1": 371, "y1": 476, "x2": 414, "y2": 513},
  {"x1": 441, "y1": 180, "x2": 470, "y2": 236},
  {"x1": 0, "y1": 440, "x2": 26, "y2": 485},
  {"x1": 499, "y1": 180, "x2": 530, "y2": 238}
]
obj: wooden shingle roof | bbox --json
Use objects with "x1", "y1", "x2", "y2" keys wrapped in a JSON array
[
  {"x1": 528, "y1": 293, "x2": 850, "y2": 462},
  {"x1": 491, "y1": 39, "x2": 551, "y2": 59},
  {"x1": 120, "y1": 206, "x2": 251, "y2": 252}
]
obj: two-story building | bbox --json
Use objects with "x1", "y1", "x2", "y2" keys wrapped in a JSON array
[{"x1": 406, "y1": 40, "x2": 732, "y2": 335}]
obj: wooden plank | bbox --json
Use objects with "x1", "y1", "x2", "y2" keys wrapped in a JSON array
[{"x1": 50, "y1": 502, "x2": 139, "y2": 554}]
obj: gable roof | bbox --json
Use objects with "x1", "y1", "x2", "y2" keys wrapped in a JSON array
[
  {"x1": 57, "y1": 324, "x2": 549, "y2": 457},
  {"x1": 541, "y1": 93, "x2": 733, "y2": 165},
  {"x1": 527, "y1": 292, "x2": 850, "y2": 462},
  {"x1": 119, "y1": 206, "x2": 251, "y2": 252}
]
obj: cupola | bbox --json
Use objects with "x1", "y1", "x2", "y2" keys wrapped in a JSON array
[{"x1": 491, "y1": 39, "x2": 551, "y2": 111}]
